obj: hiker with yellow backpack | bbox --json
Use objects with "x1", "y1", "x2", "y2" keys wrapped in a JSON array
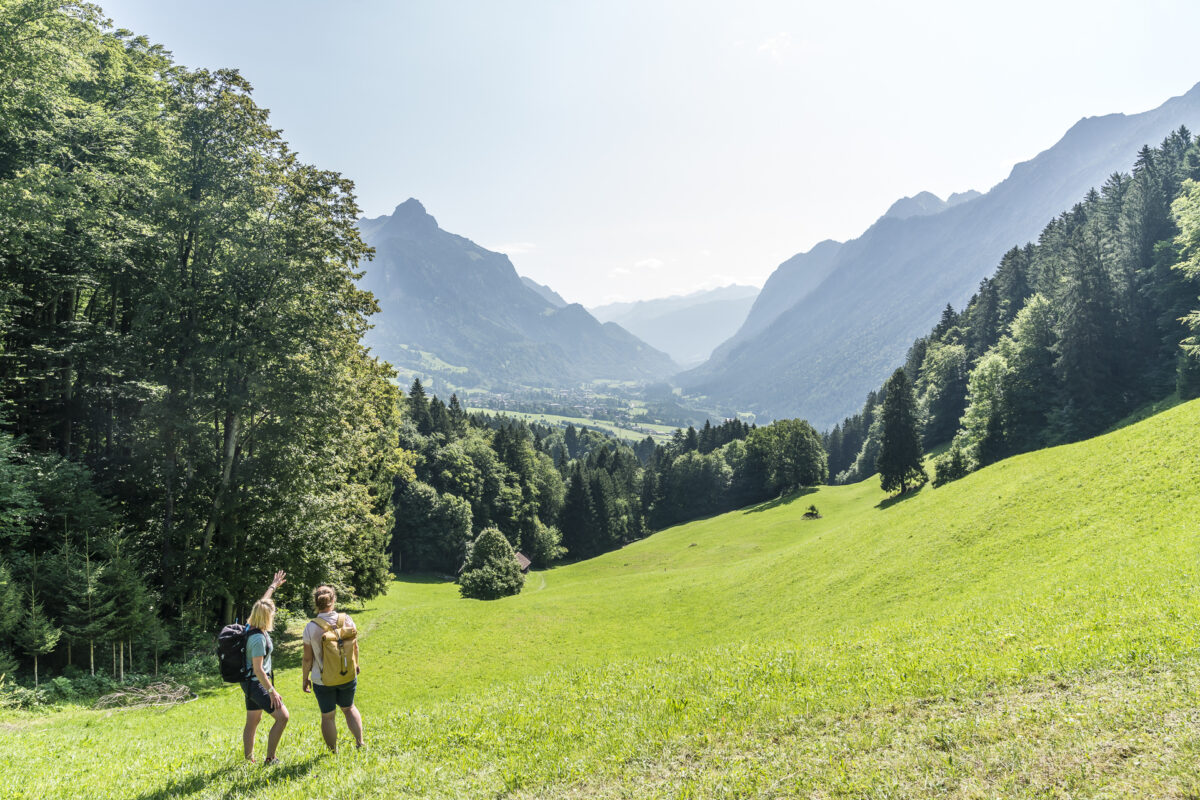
[{"x1": 301, "y1": 585, "x2": 363, "y2": 751}]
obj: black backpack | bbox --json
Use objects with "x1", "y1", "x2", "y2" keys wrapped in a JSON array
[{"x1": 216, "y1": 623, "x2": 259, "y2": 683}]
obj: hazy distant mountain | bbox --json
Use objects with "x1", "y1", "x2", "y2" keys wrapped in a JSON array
[
  {"x1": 682, "y1": 82, "x2": 1200, "y2": 428},
  {"x1": 882, "y1": 189, "x2": 982, "y2": 220},
  {"x1": 589, "y1": 285, "x2": 760, "y2": 367},
  {"x1": 520, "y1": 276, "x2": 568, "y2": 308},
  {"x1": 356, "y1": 199, "x2": 677, "y2": 388}
]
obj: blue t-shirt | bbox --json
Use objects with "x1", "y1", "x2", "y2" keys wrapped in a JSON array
[{"x1": 245, "y1": 631, "x2": 272, "y2": 681}]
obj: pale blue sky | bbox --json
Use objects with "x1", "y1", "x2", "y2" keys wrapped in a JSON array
[{"x1": 99, "y1": 1, "x2": 1200, "y2": 305}]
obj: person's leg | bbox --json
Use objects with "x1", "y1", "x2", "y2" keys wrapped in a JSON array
[
  {"x1": 243, "y1": 710, "x2": 262, "y2": 760},
  {"x1": 341, "y1": 704, "x2": 364, "y2": 748},
  {"x1": 313, "y1": 683, "x2": 338, "y2": 752},
  {"x1": 265, "y1": 700, "x2": 289, "y2": 761},
  {"x1": 320, "y1": 710, "x2": 338, "y2": 751}
]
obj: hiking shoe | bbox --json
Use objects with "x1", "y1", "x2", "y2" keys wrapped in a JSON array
[{"x1": 264, "y1": 757, "x2": 281, "y2": 766}]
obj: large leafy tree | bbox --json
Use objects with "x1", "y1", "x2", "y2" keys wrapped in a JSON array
[
  {"x1": 1172, "y1": 179, "x2": 1200, "y2": 364},
  {"x1": 746, "y1": 419, "x2": 827, "y2": 494},
  {"x1": 0, "y1": 1, "x2": 407, "y2": 687}
]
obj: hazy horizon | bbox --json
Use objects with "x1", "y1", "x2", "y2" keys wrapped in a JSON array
[{"x1": 96, "y1": 1, "x2": 1200, "y2": 305}]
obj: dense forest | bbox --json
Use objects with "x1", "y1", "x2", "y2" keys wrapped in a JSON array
[
  {"x1": 825, "y1": 130, "x2": 1200, "y2": 486},
  {"x1": 0, "y1": 2, "x2": 405, "y2": 687},
  {"x1": 392, "y1": 380, "x2": 826, "y2": 575}
]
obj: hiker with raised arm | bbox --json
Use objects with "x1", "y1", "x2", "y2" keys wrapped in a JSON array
[
  {"x1": 240, "y1": 571, "x2": 290, "y2": 765},
  {"x1": 301, "y1": 585, "x2": 364, "y2": 752}
]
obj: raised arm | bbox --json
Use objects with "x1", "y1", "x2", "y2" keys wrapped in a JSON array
[{"x1": 261, "y1": 570, "x2": 286, "y2": 601}]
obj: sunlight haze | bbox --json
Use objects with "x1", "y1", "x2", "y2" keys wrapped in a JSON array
[{"x1": 98, "y1": 0, "x2": 1200, "y2": 305}]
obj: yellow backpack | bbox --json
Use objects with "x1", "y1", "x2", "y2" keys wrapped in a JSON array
[{"x1": 313, "y1": 614, "x2": 358, "y2": 686}]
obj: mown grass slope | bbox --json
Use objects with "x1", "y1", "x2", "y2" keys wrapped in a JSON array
[{"x1": 4, "y1": 399, "x2": 1200, "y2": 799}]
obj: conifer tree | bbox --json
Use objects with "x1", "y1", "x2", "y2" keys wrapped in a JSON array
[
  {"x1": 0, "y1": 561, "x2": 19, "y2": 678},
  {"x1": 563, "y1": 424, "x2": 579, "y2": 460},
  {"x1": 62, "y1": 538, "x2": 116, "y2": 676},
  {"x1": 876, "y1": 368, "x2": 927, "y2": 494},
  {"x1": 24, "y1": 589, "x2": 61, "y2": 687},
  {"x1": 447, "y1": 394, "x2": 469, "y2": 437},
  {"x1": 932, "y1": 304, "x2": 960, "y2": 341},
  {"x1": 428, "y1": 396, "x2": 451, "y2": 436},
  {"x1": 559, "y1": 467, "x2": 599, "y2": 558},
  {"x1": 408, "y1": 379, "x2": 432, "y2": 435},
  {"x1": 1052, "y1": 204, "x2": 1122, "y2": 439}
]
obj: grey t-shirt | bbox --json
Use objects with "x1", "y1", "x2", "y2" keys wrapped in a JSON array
[{"x1": 303, "y1": 611, "x2": 356, "y2": 685}]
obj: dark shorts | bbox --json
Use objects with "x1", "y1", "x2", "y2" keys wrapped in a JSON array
[
  {"x1": 312, "y1": 679, "x2": 356, "y2": 714},
  {"x1": 241, "y1": 676, "x2": 276, "y2": 713}
]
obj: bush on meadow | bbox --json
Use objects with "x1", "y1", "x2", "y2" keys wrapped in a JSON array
[
  {"x1": 527, "y1": 521, "x2": 565, "y2": 568},
  {"x1": 459, "y1": 528, "x2": 525, "y2": 600}
]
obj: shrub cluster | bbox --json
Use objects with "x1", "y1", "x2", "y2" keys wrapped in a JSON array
[{"x1": 459, "y1": 529, "x2": 525, "y2": 600}]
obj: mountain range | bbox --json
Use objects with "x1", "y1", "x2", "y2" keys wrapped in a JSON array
[
  {"x1": 589, "y1": 285, "x2": 760, "y2": 367},
  {"x1": 355, "y1": 200, "x2": 676, "y2": 389},
  {"x1": 681, "y1": 81, "x2": 1200, "y2": 428}
]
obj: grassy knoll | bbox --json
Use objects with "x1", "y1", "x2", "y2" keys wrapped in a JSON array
[{"x1": 5, "y1": 399, "x2": 1200, "y2": 798}]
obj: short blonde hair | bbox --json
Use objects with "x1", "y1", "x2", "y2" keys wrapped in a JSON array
[
  {"x1": 248, "y1": 599, "x2": 276, "y2": 631},
  {"x1": 313, "y1": 585, "x2": 336, "y2": 612}
]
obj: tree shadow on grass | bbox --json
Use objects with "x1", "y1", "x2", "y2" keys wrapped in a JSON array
[
  {"x1": 875, "y1": 486, "x2": 925, "y2": 510},
  {"x1": 745, "y1": 487, "x2": 817, "y2": 514},
  {"x1": 130, "y1": 755, "x2": 321, "y2": 800},
  {"x1": 392, "y1": 573, "x2": 455, "y2": 586}
]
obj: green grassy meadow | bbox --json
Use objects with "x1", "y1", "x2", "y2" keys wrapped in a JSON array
[{"x1": 5, "y1": 400, "x2": 1200, "y2": 798}]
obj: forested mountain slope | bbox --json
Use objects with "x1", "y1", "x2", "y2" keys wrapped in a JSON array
[
  {"x1": 356, "y1": 200, "x2": 677, "y2": 388},
  {"x1": 684, "y1": 82, "x2": 1200, "y2": 428},
  {"x1": 826, "y1": 126, "x2": 1200, "y2": 486}
]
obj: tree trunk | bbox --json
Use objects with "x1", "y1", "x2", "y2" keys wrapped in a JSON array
[
  {"x1": 161, "y1": 451, "x2": 175, "y2": 591},
  {"x1": 33, "y1": 654, "x2": 38, "y2": 688},
  {"x1": 200, "y1": 411, "x2": 241, "y2": 556},
  {"x1": 89, "y1": 638, "x2": 94, "y2": 676}
]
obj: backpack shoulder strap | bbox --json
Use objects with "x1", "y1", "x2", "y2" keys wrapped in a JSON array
[
  {"x1": 336, "y1": 613, "x2": 347, "y2": 631},
  {"x1": 313, "y1": 616, "x2": 335, "y2": 634}
]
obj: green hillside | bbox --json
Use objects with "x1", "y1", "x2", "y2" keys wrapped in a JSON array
[{"x1": 5, "y1": 399, "x2": 1200, "y2": 799}]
